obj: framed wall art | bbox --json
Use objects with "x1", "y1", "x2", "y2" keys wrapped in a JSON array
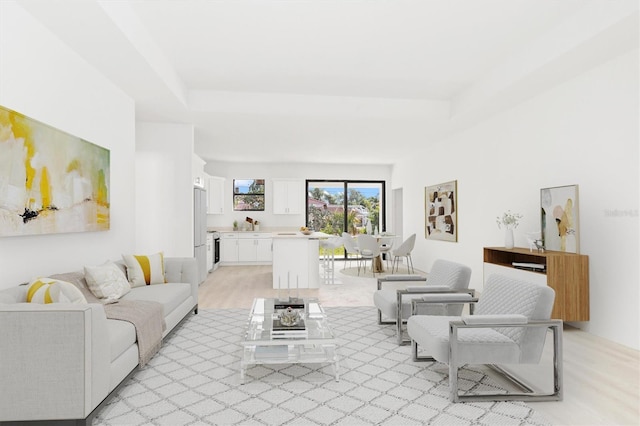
[
  {"x1": 425, "y1": 180, "x2": 457, "y2": 242},
  {"x1": 540, "y1": 184, "x2": 579, "y2": 253},
  {"x1": 0, "y1": 105, "x2": 110, "y2": 237}
]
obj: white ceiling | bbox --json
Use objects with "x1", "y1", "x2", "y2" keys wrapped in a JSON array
[{"x1": 16, "y1": 0, "x2": 639, "y2": 165}]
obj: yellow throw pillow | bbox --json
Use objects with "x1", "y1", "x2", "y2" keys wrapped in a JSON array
[
  {"x1": 26, "y1": 278, "x2": 88, "y2": 304},
  {"x1": 122, "y1": 252, "x2": 166, "y2": 287}
]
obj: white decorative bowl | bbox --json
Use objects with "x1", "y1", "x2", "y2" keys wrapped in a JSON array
[{"x1": 279, "y1": 308, "x2": 301, "y2": 326}]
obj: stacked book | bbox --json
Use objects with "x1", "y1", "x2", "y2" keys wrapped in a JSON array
[
  {"x1": 271, "y1": 318, "x2": 308, "y2": 339},
  {"x1": 274, "y1": 298, "x2": 305, "y2": 310}
]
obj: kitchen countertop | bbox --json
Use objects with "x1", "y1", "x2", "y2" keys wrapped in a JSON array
[
  {"x1": 211, "y1": 228, "x2": 333, "y2": 239},
  {"x1": 271, "y1": 231, "x2": 332, "y2": 239},
  {"x1": 210, "y1": 227, "x2": 292, "y2": 233}
]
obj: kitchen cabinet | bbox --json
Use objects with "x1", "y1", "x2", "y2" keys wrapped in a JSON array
[
  {"x1": 238, "y1": 234, "x2": 272, "y2": 262},
  {"x1": 220, "y1": 232, "x2": 239, "y2": 263},
  {"x1": 273, "y1": 179, "x2": 303, "y2": 214},
  {"x1": 207, "y1": 176, "x2": 225, "y2": 214},
  {"x1": 483, "y1": 247, "x2": 589, "y2": 321},
  {"x1": 220, "y1": 232, "x2": 272, "y2": 264},
  {"x1": 256, "y1": 238, "x2": 273, "y2": 261}
]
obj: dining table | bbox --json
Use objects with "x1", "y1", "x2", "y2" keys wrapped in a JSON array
[{"x1": 372, "y1": 234, "x2": 395, "y2": 273}]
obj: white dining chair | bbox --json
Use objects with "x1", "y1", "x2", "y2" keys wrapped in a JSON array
[
  {"x1": 392, "y1": 233, "x2": 416, "y2": 274},
  {"x1": 341, "y1": 232, "x2": 361, "y2": 273},
  {"x1": 356, "y1": 234, "x2": 381, "y2": 276}
]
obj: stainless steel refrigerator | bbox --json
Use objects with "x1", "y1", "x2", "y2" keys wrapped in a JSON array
[{"x1": 194, "y1": 186, "x2": 207, "y2": 284}]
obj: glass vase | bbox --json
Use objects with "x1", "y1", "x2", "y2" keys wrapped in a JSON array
[{"x1": 505, "y1": 228, "x2": 514, "y2": 249}]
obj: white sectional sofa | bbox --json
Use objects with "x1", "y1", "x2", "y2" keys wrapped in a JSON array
[{"x1": 0, "y1": 257, "x2": 198, "y2": 425}]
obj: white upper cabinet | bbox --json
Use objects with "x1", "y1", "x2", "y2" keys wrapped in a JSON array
[
  {"x1": 207, "y1": 176, "x2": 225, "y2": 214},
  {"x1": 273, "y1": 179, "x2": 303, "y2": 214}
]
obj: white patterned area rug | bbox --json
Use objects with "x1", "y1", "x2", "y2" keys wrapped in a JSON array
[
  {"x1": 94, "y1": 307, "x2": 551, "y2": 425},
  {"x1": 338, "y1": 266, "x2": 427, "y2": 279}
]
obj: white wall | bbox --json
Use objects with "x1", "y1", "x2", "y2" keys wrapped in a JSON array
[
  {"x1": 0, "y1": 1, "x2": 136, "y2": 288},
  {"x1": 135, "y1": 123, "x2": 194, "y2": 257},
  {"x1": 204, "y1": 161, "x2": 393, "y2": 230},
  {"x1": 392, "y1": 49, "x2": 639, "y2": 349}
]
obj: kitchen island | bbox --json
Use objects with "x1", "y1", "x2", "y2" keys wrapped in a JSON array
[{"x1": 271, "y1": 232, "x2": 331, "y2": 290}]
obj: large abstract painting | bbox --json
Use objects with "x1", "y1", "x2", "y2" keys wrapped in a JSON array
[
  {"x1": 540, "y1": 184, "x2": 579, "y2": 253},
  {"x1": 0, "y1": 105, "x2": 110, "y2": 237},
  {"x1": 425, "y1": 180, "x2": 457, "y2": 242}
]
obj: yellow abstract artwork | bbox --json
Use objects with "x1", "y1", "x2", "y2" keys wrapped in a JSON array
[
  {"x1": 540, "y1": 184, "x2": 579, "y2": 253},
  {"x1": 0, "y1": 105, "x2": 110, "y2": 236}
]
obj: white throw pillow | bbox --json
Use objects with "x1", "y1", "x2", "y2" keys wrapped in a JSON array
[
  {"x1": 26, "y1": 278, "x2": 87, "y2": 304},
  {"x1": 122, "y1": 252, "x2": 166, "y2": 287},
  {"x1": 84, "y1": 261, "x2": 131, "y2": 299}
]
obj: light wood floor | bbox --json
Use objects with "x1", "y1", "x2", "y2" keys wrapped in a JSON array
[{"x1": 199, "y1": 265, "x2": 640, "y2": 426}]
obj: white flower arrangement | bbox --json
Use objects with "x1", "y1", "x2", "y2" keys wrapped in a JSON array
[{"x1": 496, "y1": 210, "x2": 523, "y2": 230}]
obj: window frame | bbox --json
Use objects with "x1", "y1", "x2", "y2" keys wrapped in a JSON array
[
  {"x1": 232, "y1": 179, "x2": 266, "y2": 211},
  {"x1": 305, "y1": 179, "x2": 386, "y2": 235}
]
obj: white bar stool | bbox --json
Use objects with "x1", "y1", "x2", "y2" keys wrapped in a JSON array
[{"x1": 320, "y1": 236, "x2": 343, "y2": 285}]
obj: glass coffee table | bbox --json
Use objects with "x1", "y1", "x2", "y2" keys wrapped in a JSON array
[{"x1": 240, "y1": 298, "x2": 339, "y2": 383}]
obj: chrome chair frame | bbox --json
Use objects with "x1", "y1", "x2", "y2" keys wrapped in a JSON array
[
  {"x1": 376, "y1": 275, "x2": 426, "y2": 328},
  {"x1": 410, "y1": 297, "x2": 563, "y2": 403},
  {"x1": 395, "y1": 289, "x2": 476, "y2": 345},
  {"x1": 376, "y1": 276, "x2": 478, "y2": 345}
]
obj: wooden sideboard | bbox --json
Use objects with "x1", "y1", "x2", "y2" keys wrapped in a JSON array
[{"x1": 483, "y1": 247, "x2": 589, "y2": 322}]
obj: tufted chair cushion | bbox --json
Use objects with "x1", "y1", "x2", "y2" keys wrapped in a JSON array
[
  {"x1": 475, "y1": 274, "x2": 554, "y2": 362},
  {"x1": 428, "y1": 260, "x2": 473, "y2": 291}
]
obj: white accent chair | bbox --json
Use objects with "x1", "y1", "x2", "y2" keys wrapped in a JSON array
[
  {"x1": 391, "y1": 233, "x2": 416, "y2": 274},
  {"x1": 341, "y1": 232, "x2": 361, "y2": 273},
  {"x1": 373, "y1": 259, "x2": 474, "y2": 345},
  {"x1": 407, "y1": 274, "x2": 563, "y2": 402},
  {"x1": 356, "y1": 234, "x2": 381, "y2": 276}
]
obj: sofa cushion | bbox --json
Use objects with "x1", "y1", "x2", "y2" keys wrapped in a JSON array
[
  {"x1": 0, "y1": 286, "x2": 27, "y2": 303},
  {"x1": 0, "y1": 293, "x2": 15, "y2": 304},
  {"x1": 121, "y1": 283, "x2": 190, "y2": 316},
  {"x1": 374, "y1": 288, "x2": 426, "y2": 320},
  {"x1": 84, "y1": 261, "x2": 131, "y2": 300},
  {"x1": 26, "y1": 278, "x2": 87, "y2": 304},
  {"x1": 407, "y1": 315, "x2": 520, "y2": 364},
  {"x1": 106, "y1": 318, "x2": 136, "y2": 362},
  {"x1": 122, "y1": 252, "x2": 166, "y2": 287},
  {"x1": 374, "y1": 288, "x2": 454, "y2": 320}
]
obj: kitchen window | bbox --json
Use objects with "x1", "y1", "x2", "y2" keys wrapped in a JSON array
[{"x1": 233, "y1": 179, "x2": 265, "y2": 211}]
